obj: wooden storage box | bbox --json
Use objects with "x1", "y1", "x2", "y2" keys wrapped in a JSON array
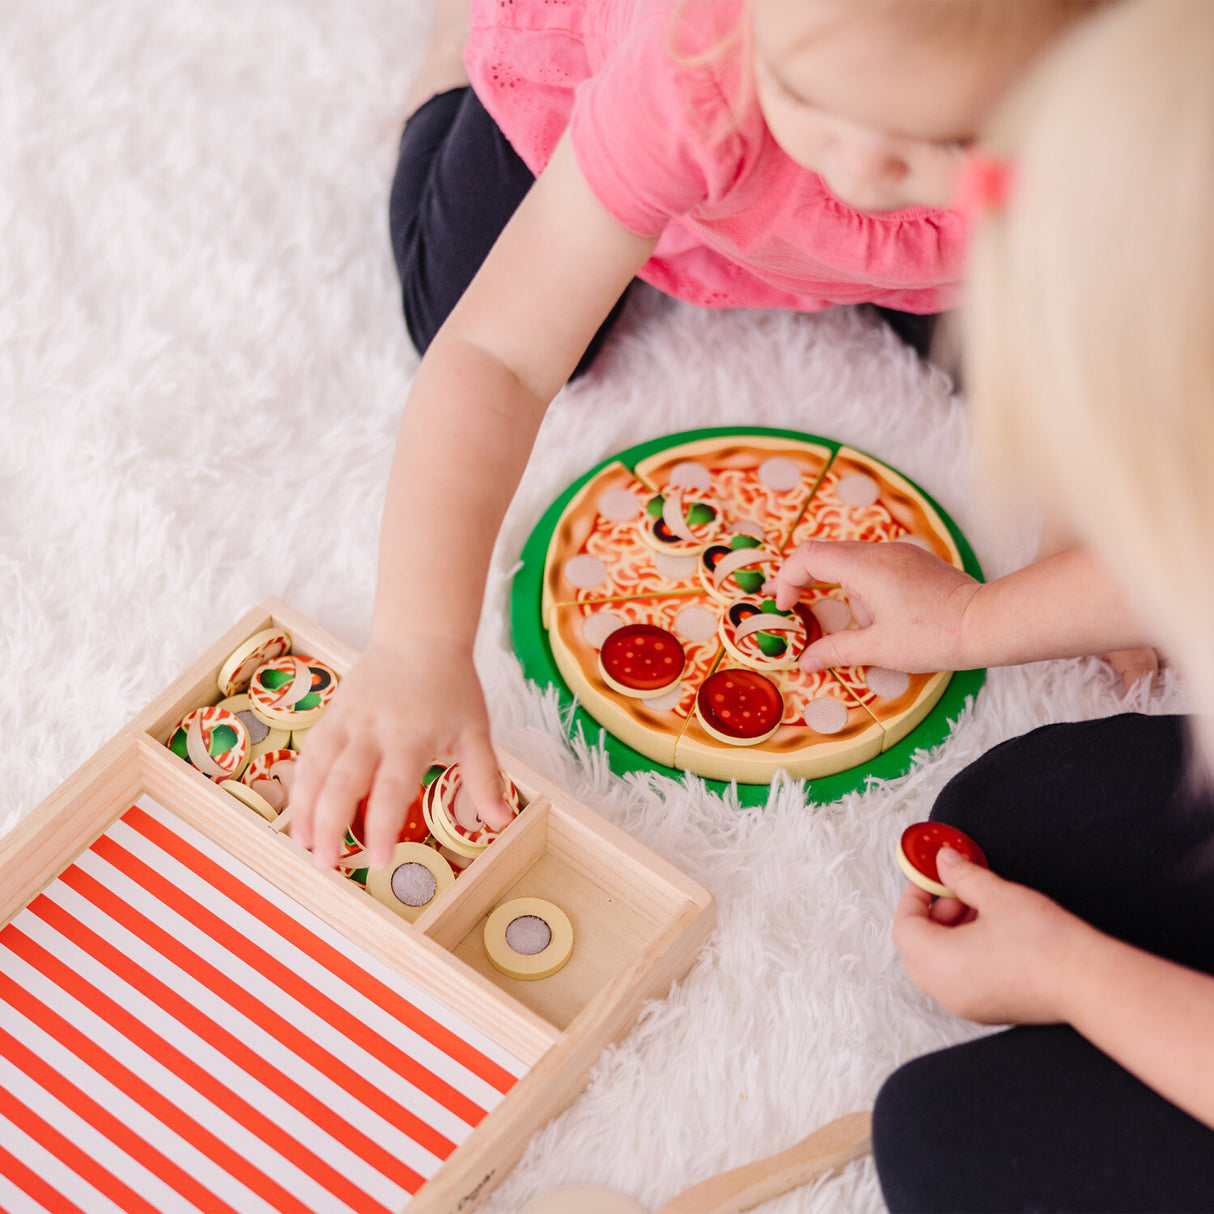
[{"x1": 0, "y1": 599, "x2": 716, "y2": 1214}]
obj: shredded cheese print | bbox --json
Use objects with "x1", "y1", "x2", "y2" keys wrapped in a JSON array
[
  {"x1": 571, "y1": 482, "x2": 700, "y2": 602},
  {"x1": 775, "y1": 664, "x2": 856, "y2": 727},
  {"x1": 790, "y1": 469, "x2": 910, "y2": 547},
  {"x1": 689, "y1": 466, "x2": 807, "y2": 545}
]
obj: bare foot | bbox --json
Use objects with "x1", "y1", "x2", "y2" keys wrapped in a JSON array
[
  {"x1": 404, "y1": 0, "x2": 473, "y2": 117},
  {"x1": 1103, "y1": 647, "x2": 1160, "y2": 693}
]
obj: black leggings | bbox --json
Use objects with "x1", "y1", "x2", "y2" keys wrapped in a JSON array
[
  {"x1": 873, "y1": 714, "x2": 1214, "y2": 1212},
  {"x1": 387, "y1": 87, "x2": 942, "y2": 374},
  {"x1": 388, "y1": 86, "x2": 629, "y2": 378}
]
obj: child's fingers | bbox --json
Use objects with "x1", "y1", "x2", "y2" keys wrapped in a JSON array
[
  {"x1": 928, "y1": 894, "x2": 969, "y2": 926},
  {"x1": 362, "y1": 739, "x2": 435, "y2": 868},
  {"x1": 289, "y1": 721, "x2": 346, "y2": 851},
  {"x1": 772, "y1": 540, "x2": 846, "y2": 609},
  {"x1": 457, "y1": 723, "x2": 512, "y2": 830},
  {"x1": 798, "y1": 628, "x2": 872, "y2": 673},
  {"x1": 309, "y1": 737, "x2": 381, "y2": 869},
  {"x1": 934, "y1": 847, "x2": 1001, "y2": 908},
  {"x1": 894, "y1": 879, "x2": 935, "y2": 922}
]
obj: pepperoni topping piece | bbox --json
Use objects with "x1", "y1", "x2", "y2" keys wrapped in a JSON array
[
  {"x1": 598, "y1": 623, "x2": 686, "y2": 696},
  {"x1": 349, "y1": 784, "x2": 430, "y2": 849},
  {"x1": 695, "y1": 668, "x2": 783, "y2": 744},
  {"x1": 896, "y1": 822, "x2": 989, "y2": 898}
]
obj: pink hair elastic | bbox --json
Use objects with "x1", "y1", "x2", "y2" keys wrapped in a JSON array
[{"x1": 956, "y1": 152, "x2": 1014, "y2": 215}]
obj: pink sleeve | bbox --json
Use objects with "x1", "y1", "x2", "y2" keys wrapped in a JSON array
[{"x1": 568, "y1": 6, "x2": 750, "y2": 238}]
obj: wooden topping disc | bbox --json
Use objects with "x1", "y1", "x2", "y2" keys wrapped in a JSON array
[
  {"x1": 695, "y1": 668, "x2": 783, "y2": 746},
  {"x1": 248, "y1": 655, "x2": 338, "y2": 727},
  {"x1": 422, "y1": 775, "x2": 465, "y2": 853},
  {"x1": 896, "y1": 821, "x2": 988, "y2": 898},
  {"x1": 216, "y1": 694, "x2": 290, "y2": 760},
  {"x1": 169, "y1": 706, "x2": 251, "y2": 782},
  {"x1": 639, "y1": 486, "x2": 724, "y2": 555},
  {"x1": 240, "y1": 748, "x2": 299, "y2": 814},
  {"x1": 484, "y1": 897, "x2": 574, "y2": 981},
  {"x1": 698, "y1": 538, "x2": 779, "y2": 602},
  {"x1": 422, "y1": 763, "x2": 521, "y2": 857},
  {"x1": 398, "y1": 788, "x2": 432, "y2": 844},
  {"x1": 366, "y1": 842, "x2": 454, "y2": 923},
  {"x1": 598, "y1": 623, "x2": 686, "y2": 698},
  {"x1": 720, "y1": 598, "x2": 819, "y2": 671},
  {"x1": 219, "y1": 778, "x2": 279, "y2": 823},
  {"x1": 348, "y1": 785, "x2": 430, "y2": 849},
  {"x1": 216, "y1": 628, "x2": 293, "y2": 697}
]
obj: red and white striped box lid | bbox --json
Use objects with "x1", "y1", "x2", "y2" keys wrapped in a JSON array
[{"x1": 0, "y1": 795, "x2": 529, "y2": 1214}]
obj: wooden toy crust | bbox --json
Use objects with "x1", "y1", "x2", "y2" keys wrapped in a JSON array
[
  {"x1": 542, "y1": 461, "x2": 650, "y2": 623},
  {"x1": 633, "y1": 433, "x2": 833, "y2": 492},
  {"x1": 847, "y1": 667, "x2": 953, "y2": 753}
]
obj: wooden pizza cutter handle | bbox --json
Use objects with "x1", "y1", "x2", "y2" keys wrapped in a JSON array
[{"x1": 653, "y1": 1110, "x2": 873, "y2": 1214}]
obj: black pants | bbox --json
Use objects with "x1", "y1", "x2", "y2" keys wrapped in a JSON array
[
  {"x1": 388, "y1": 87, "x2": 941, "y2": 375},
  {"x1": 873, "y1": 714, "x2": 1214, "y2": 1212},
  {"x1": 388, "y1": 86, "x2": 629, "y2": 378}
]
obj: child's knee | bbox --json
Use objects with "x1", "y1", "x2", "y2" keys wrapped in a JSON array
[
  {"x1": 388, "y1": 86, "x2": 534, "y2": 357},
  {"x1": 872, "y1": 1051, "x2": 973, "y2": 1212}
]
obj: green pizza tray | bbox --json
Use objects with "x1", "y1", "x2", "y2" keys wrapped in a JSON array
[{"x1": 510, "y1": 426, "x2": 985, "y2": 806}]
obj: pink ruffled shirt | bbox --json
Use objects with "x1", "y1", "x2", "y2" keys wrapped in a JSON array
[{"x1": 465, "y1": 0, "x2": 967, "y2": 313}]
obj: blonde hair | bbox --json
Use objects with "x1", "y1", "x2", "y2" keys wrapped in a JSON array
[{"x1": 967, "y1": 0, "x2": 1214, "y2": 771}]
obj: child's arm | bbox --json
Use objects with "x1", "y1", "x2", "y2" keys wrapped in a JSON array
[
  {"x1": 894, "y1": 850, "x2": 1214, "y2": 1131},
  {"x1": 773, "y1": 540, "x2": 1150, "y2": 673},
  {"x1": 290, "y1": 132, "x2": 659, "y2": 868}
]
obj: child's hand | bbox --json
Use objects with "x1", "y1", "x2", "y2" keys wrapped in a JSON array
[
  {"x1": 772, "y1": 539, "x2": 981, "y2": 673},
  {"x1": 289, "y1": 637, "x2": 512, "y2": 869},
  {"x1": 892, "y1": 848, "x2": 1090, "y2": 1026},
  {"x1": 1102, "y1": 647, "x2": 1161, "y2": 693}
]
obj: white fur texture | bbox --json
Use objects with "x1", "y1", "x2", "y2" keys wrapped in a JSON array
[{"x1": 1, "y1": 3, "x2": 1181, "y2": 1211}]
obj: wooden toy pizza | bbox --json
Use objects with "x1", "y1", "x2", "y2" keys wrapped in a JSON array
[{"x1": 512, "y1": 427, "x2": 986, "y2": 803}]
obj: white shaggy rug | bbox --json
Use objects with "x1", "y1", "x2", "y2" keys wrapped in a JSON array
[{"x1": 0, "y1": 2, "x2": 1181, "y2": 1211}]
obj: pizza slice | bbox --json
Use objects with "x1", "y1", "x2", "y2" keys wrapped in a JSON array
[
  {"x1": 547, "y1": 593, "x2": 724, "y2": 768},
  {"x1": 541, "y1": 461, "x2": 705, "y2": 623},
  {"x1": 804, "y1": 587, "x2": 953, "y2": 753},
  {"x1": 633, "y1": 434, "x2": 833, "y2": 554},
  {"x1": 786, "y1": 446, "x2": 963, "y2": 568},
  {"x1": 673, "y1": 656, "x2": 884, "y2": 783},
  {"x1": 829, "y1": 661, "x2": 951, "y2": 753}
]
